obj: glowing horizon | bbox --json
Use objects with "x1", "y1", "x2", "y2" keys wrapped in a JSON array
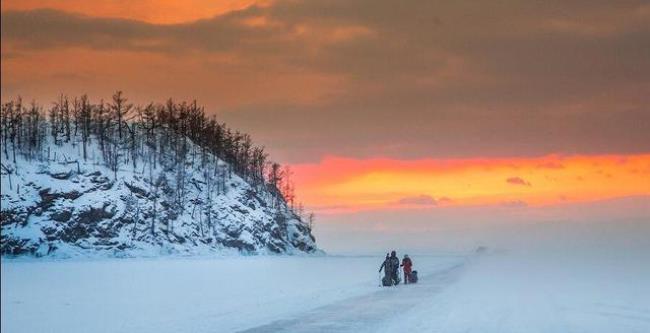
[{"x1": 291, "y1": 154, "x2": 650, "y2": 213}]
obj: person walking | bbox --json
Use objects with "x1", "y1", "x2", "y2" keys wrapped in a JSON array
[
  {"x1": 389, "y1": 250, "x2": 400, "y2": 285},
  {"x1": 401, "y1": 254, "x2": 413, "y2": 284}
]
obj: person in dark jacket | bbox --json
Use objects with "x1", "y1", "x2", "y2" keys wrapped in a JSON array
[
  {"x1": 389, "y1": 250, "x2": 400, "y2": 285},
  {"x1": 401, "y1": 254, "x2": 413, "y2": 284}
]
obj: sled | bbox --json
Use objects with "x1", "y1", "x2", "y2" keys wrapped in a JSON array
[
  {"x1": 382, "y1": 276, "x2": 392, "y2": 286},
  {"x1": 382, "y1": 274, "x2": 401, "y2": 286},
  {"x1": 408, "y1": 270, "x2": 418, "y2": 283}
]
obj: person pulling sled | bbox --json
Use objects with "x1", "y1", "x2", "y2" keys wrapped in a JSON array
[
  {"x1": 379, "y1": 251, "x2": 401, "y2": 286},
  {"x1": 401, "y1": 254, "x2": 418, "y2": 284},
  {"x1": 389, "y1": 251, "x2": 400, "y2": 285}
]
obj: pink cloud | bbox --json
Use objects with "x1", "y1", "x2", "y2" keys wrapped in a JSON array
[{"x1": 506, "y1": 177, "x2": 532, "y2": 186}]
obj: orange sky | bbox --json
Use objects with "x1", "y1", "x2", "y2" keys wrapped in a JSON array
[
  {"x1": 1, "y1": 0, "x2": 263, "y2": 24},
  {"x1": 292, "y1": 154, "x2": 650, "y2": 212}
]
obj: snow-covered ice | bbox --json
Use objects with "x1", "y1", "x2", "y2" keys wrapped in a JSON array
[
  {"x1": 1, "y1": 255, "x2": 461, "y2": 333},
  {"x1": 3, "y1": 241, "x2": 649, "y2": 333},
  {"x1": 377, "y1": 250, "x2": 650, "y2": 333}
]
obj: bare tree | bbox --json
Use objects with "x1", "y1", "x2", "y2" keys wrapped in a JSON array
[{"x1": 110, "y1": 91, "x2": 132, "y2": 140}]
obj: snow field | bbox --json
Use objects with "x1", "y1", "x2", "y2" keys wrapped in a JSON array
[
  {"x1": 377, "y1": 248, "x2": 650, "y2": 333},
  {"x1": 1, "y1": 254, "x2": 462, "y2": 333},
  {"x1": 4, "y1": 228, "x2": 649, "y2": 333}
]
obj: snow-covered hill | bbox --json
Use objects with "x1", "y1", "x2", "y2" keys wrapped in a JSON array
[
  {"x1": 1, "y1": 97, "x2": 319, "y2": 257},
  {"x1": 1, "y1": 141, "x2": 318, "y2": 257},
  {"x1": 1, "y1": 139, "x2": 318, "y2": 257}
]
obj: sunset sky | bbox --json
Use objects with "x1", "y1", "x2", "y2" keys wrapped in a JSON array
[{"x1": 2, "y1": 0, "x2": 649, "y2": 252}]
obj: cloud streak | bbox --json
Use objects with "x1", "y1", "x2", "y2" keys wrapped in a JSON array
[
  {"x1": 506, "y1": 177, "x2": 532, "y2": 186},
  {"x1": 0, "y1": 8, "x2": 278, "y2": 52}
]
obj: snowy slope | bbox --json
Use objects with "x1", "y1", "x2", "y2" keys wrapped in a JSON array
[{"x1": 1, "y1": 137, "x2": 318, "y2": 257}]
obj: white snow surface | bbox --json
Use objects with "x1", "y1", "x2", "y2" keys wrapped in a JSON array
[
  {"x1": 3, "y1": 248, "x2": 649, "y2": 333},
  {"x1": 1, "y1": 255, "x2": 460, "y2": 333},
  {"x1": 377, "y1": 250, "x2": 650, "y2": 333}
]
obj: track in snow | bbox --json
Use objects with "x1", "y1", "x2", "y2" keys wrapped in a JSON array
[{"x1": 238, "y1": 260, "x2": 467, "y2": 333}]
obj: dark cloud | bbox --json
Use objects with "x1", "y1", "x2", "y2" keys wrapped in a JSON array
[
  {"x1": 506, "y1": 177, "x2": 532, "y2": 186},
  {"x1": 2, "y1": 1, "x2": 650, "y2": 162},
  {"x1": 222, "y1": 101, "x2": 650, "y2": 162},
  {"x1": 0, "y1": 7, "x2": 277, "y2": 52},
  {"x1": 2, "y1": 9, "x2": 158, "y2": 50}
]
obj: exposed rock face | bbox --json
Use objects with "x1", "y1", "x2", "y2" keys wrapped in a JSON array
[{"x1": 1, "y1": 143, "x2": 319, "y2": 258}]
